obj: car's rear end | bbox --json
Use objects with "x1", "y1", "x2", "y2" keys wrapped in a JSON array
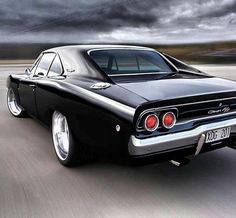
[
  {"x1": 86, "y1": 46, "x2": 236, "y2": 164},
  {"x1": 129, "y1": 91, "x2": 236, "y2": 164}
]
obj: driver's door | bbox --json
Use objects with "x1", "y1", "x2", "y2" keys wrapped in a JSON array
[{"x1": 18, "y1": 52, "x2": 56, "y2": 116}]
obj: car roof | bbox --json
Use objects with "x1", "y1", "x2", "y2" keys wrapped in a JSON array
[
  {"x1": 44, "y1": 44, "x2": 154, "y2": 53},
  {"x1": 41, "y1": 45, "x2": 156, "y2": 82}
]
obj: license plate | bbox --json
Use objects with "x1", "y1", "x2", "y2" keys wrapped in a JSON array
[{"x1": 205, "y1": 127, "x2": 231, "y2": 143}]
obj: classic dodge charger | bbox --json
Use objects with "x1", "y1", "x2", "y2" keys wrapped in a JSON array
[{"x1": 6, "y1": 45, "x2": 236, "y2": 166}]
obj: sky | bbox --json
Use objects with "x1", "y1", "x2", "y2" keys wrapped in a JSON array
[{"x1": 1, "y1": 0, "x2": 236, "y2": 44}]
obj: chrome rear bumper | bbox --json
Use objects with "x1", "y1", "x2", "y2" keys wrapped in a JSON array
[{"x1": 129, "y1": 118, "x2": 236, "y2": 156}]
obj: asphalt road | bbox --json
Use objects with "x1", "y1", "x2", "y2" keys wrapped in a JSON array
[{"x1": 1, "y1": 64, "x2": 236, "y2": 218}]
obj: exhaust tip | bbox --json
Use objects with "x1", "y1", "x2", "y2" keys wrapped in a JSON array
[{"x1": 170, "y1": 158, "x2": 190, "y2": 167}]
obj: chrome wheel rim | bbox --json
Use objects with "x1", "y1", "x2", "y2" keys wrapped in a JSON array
[
  {"x1": 7, "y1": 88, "x2": 22, "y2": 116},
  {"x1": 52, "y1": 111, "x2": 70, "y2": 161}
]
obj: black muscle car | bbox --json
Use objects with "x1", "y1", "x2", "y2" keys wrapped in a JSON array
[{"x1": 6, "y1": 45, "x2": 236, "y2": 166}]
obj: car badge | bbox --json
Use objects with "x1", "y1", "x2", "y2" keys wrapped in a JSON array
[{"x1": 208, "y1": 105, "x2": 230, "y2": 115}]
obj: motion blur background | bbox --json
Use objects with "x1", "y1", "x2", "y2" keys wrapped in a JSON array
[
  {"x1": 1, "y1": 1, "x2": 236, "y2": 217},
  {"x1": 1, "y1": 0, "x2": 236, "y2": 64}
]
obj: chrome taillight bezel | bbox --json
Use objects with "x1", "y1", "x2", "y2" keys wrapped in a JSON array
[
  {"x1": 162, "y1": 111, "x2": 176, "y2": 129},
  {"x1": 144, "y1": 114, "x2": 159, "y2": 132},
  {"x1": 136, "y1": 108, "x2": 178, "y2": 132}
]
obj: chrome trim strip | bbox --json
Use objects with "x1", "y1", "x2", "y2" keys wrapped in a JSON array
[
  {"x1": 177, "y1": 110, "x2": 236, "y2": 125},
  {"x1": 37, "y1": 80, "x2": 136, "y2": 119},
  {"x1": 129, "y1": 117, "x2": 236, "y2": 156},
  {"x1": 139, "y1": 96, "x2": 236, "y2": 117},
  {"x1": 71, "y1": 84, "x2": 136, "y2": 117},
  {"x1": 87, "y1": 47, "x2": 154, "y2": 55},
  {"x1": 108, "y1": 72, "x2": 170, "y2": 77}
]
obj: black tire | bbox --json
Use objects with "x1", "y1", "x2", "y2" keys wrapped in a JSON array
[{"x1": 7, "y1": 88, "x2": 26, "y2": 118}]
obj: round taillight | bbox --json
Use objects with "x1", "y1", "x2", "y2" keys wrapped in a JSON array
[
  {"x1": 162, "y1": 112, "x2": 176, "y2": 129},
  {"x1": 144, "y1": 114, "x2": 159, "y2": 131}
]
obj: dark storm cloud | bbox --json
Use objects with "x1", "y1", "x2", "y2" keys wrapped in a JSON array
[
  {"x1": 0, "y1": 0, "x2": 236, "y2": 43},
  {"x1": 9, "y1": 0, "x2": 159, "y2": 33},
  {"x1": 199, "y1": 1, "x2": 236, "y2": 18}
]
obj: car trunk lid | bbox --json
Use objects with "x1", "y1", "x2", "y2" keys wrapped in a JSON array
[{"x1": 118, "y1": 77, "x2": 236, "y2": 102}]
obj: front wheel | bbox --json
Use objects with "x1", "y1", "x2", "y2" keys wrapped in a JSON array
[
  {"x1": 52, "y1": 111, "x2": 92, "y2": 167},
  {"x1": 7, "y1": 88, "x2": 25, "y2": 117}
]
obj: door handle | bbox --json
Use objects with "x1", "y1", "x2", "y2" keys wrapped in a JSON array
[{"x1": 29, "y1": 84, "x2": 36, "y2": 88}]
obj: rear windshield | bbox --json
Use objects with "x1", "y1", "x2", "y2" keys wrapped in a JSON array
[{"x1": 89, "y1": 49, "x2": 174, "y2": 76}]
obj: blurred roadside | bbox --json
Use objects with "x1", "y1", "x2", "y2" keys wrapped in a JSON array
[
  {"x1": 0, "y1": 60, "x2": 33, "y2": 65},
  {"x1": 154, "y1": 41, "x2": 236, "y2": 64},
  {"x1": 0, "y1": 41, "x2": 236, "y2": 65}
]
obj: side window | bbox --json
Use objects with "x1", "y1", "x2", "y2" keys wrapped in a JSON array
[
  {"x1": 48, "y1": 55, "x2": 63, "y2": 77},
  {"x1": 34, "y1": 53, "x2": 56, "y2": 77}
]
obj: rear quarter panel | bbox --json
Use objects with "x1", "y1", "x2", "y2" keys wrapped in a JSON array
[{"x1": 35, "y1": 79, "x2": 134, "y2": 157}]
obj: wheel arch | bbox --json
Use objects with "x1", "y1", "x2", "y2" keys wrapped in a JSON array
[{"x1": 7, "y1": 75, "x2": 22, "y2": 110}]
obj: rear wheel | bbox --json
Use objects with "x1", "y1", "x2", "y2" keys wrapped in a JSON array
[
  {"x1": 52, "y1": 111, "x2": 92, "y2": 166},
  {"x1": 7, "y1": 88, "x2": 25, "y2": 117}
]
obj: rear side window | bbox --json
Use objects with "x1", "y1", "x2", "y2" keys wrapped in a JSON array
[
  {"x1": 48, "y1": 55, "x2": 63, "y2": 77},
  {"x1": 34, "y1": 53, "x2": 56, "y2": 77}
]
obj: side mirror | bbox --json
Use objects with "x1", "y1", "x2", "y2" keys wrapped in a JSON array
[{"x1": 25, "y1": 68, "x2": 31, "y2": 75}]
